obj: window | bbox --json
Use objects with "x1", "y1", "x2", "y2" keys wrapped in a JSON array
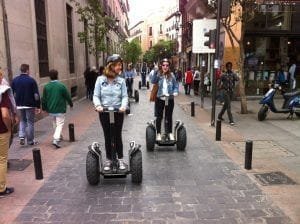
[
  {"x1": 160, "y1": 24, "x2": 163, "y2": 34},
  {"x1": 149, "y1": 27, "x2": 152, "y2": 36},
  {"x1": 66, "y1": 4, "x2": 75, "y2": 73},
  {"x1": 34, "y1": 0, "x2": 49, "y2": 77},
  {"x1": 150, "y1": 41, "x2": 152, "y2": 48}
]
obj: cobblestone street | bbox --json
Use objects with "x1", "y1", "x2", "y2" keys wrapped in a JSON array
[{"x1": 12, "y1": 89, "x2": 291, "y2": 224}]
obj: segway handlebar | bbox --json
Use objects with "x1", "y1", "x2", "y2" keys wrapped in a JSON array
[{"x1": 102, "y1": 107, "x2": 120, "y2": 112}]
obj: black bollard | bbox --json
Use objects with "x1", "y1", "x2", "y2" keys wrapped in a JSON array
[
  {"x1": 216, "y1": 119, "x2": 221, "y2": 141},
  {"x1": 32, "y1": 148, "x2": 43, "y2": 180},
  {"x1": 69, "y1": 123, "x2": 75, "y2": 142},
  {"x1": 245, "y1": 140, "x2": 253, "y2": 170},
  {"x1": 191, "y1": 102, "x2": 195, "y2": 117}
]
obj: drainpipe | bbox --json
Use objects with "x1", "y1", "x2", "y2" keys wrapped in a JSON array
[{"x1": 1, "y1": 0, "x2": 12, "y2": 83}]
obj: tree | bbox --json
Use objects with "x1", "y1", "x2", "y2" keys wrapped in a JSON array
[
  {"x1": 123, "y1": 38, "x2": 142, "y2": 65},
  {"x1": 71, "y1": 0, "x2": 114, "y2": 68},
  {"x1": 209, "y1": 0, "x2": 296, "y2": 114},
  {"x1": 143, "y1": 48, "x2": 155, "y2": 65}
]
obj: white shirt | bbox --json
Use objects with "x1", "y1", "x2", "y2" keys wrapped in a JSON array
[
  {"x1": 162, "y1": 76, "x2": 169, "y2": 96},
  {"x1": 289, "y1": 64, "x2": 296, "y2": 80}
]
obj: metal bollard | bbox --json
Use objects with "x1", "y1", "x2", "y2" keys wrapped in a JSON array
[
  {"x1": 216, "y1": 119, "x2": 221, "y2": 141},
  {"x1": 191, "y1": 102, "x2": 195, "y2": 117},
  {"x1": 244, "y1": 140, "x2": 253, "y2": 170},
  {"x1": 69, "y1": 123, "x2": 75, "y2": 142},
  {"x1": 32, "y1": 148, "x2": 43, "y2": 180}
]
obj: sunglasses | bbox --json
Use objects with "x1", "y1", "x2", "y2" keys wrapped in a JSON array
[{"x1": 162, "y1": 64, "x2": 169, "y2": 67}]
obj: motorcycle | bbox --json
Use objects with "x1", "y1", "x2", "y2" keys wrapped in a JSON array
[{"x1": 258, "y1": 84, "x2": 300, "y2": 121}]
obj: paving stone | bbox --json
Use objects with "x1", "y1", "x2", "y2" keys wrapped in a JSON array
[{"x1": 14, "y1": 94, "x2": 291, "y2": 223}]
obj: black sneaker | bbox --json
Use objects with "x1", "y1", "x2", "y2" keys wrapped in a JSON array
[
  {"x1": 28, "y1": 141, "x2": 39, "y2": 146},
  {"x1": 52, "y1": 140, "x2": 61, "y2": 149},
  {"x1": 20, "y1": 138, "x2": 25, "y2": 145},
  {"x1": 0, "y1": 187, "x2": 14, "y2": 196}
]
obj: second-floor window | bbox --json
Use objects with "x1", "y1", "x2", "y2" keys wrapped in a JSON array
[
  {"x1": 149, "y1": 27, "x2": 152, "y2": 36},
  {"x1": 160, "y1": 24, "x2": 163, "y2": 34},
  {"x1": 66, "y1": 4, "x2": 75, "y2": 73},
  {"x1": 34, "y1": 0, "x2": 49, "y2": 77}
]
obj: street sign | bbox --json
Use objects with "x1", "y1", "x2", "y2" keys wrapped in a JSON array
[{"x1": 192, "y1": 19, "x2": 216, "y2": 54}]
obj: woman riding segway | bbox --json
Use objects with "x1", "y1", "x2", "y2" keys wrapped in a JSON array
[
  {"x1": 93, "y1": 54, "x2": 128, "y2": 171},
  {"x1": 151, "y1": 58, "x2": 179, "y2": 141}
]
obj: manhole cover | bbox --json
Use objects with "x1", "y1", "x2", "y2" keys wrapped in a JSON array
[
  {"x1": 254, "y1": 171, "x2": 297, "y2": 186},
  {"x1": 8, "y1": 159, "x2": 32, "y2": 171}
]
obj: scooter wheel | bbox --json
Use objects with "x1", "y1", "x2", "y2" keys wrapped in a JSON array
[
  {"x1": 146, "y1": 81, "x2": 150, "y2": 89},
  {"x1": 176, "y1": 126, "x2": 187, "y2": 151},
  {"x1": 131, "y1": 150, "x2": 142, "y2": 184},
  {"x1": 134, "y1": 90, "x2": 139, "y2": 102},
  {"x1": 258, "y1": 105, "x2": 268, "y2": 121},
  {"x1": 86, "y1": 150, "x2": 100, "y2": 185},
  {"x1": 138, "y1": 81, "x2": 141, "y2": 89},
  {"x1": 146, "y1": 126, "x2": 156, "y2": 151}
]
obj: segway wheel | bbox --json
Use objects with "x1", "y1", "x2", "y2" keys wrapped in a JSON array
[
  {"x1": 86, "y1": 151, "x2": 100, "y2": 185},
  {"x1": 131, "y1": 150, "x2": 142, "y2": 184},
  {"x1": 146, "y1": 81, "x2": 150, "y2": 89},
  {"x1": 176, "y1": 126, "x2": 187, "y2": 151},
  {"x1": 138, "y1": 81, "x2": 141, "y2": 89},
  {"x1": 146, "y1": 126, "x2": 156, "y2": 151},
  {"x1": 134, "y1": 90, "x2": 139, "y2": 102},
  {"x1": 258, "y1": 105, "x2": 268, "y2": 121}
]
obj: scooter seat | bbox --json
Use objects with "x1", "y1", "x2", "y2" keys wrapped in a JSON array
[{"x1": 283, "y1": 91, "x2": 300, "y2": 98}]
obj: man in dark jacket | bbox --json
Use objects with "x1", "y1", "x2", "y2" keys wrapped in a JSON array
[
  {"x1": 42, "y1": 69, "x2": 73, "y2": 148},
  {"x1": 12, "y1": 64, "x2": 41, "y2": 145},
  {"x1": 217, "y1": 62, "x2": 239, "y2": 125}
]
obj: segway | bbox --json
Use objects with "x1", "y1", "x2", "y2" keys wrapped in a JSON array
[
  {"x1": 138, "y1": 80, "x2": 150, "y2": 90},
  {"x1": 146, "y1": 96, "x2": 187, "y2": 151},
  {"x1": 86, "y1": 107, "x2": 142, "y2": 185}
]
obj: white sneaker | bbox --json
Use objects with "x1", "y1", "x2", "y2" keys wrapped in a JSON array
[
  {"x1": 156, "y1": 133, "x2": 162, "y2": 141},
  {"x1": 169, "y1": 133, "x2": 175, "y2": 141},
  {"x1": 118, "y1": 159, "x2": 127, "y2": 170},
  {"x1": 103, "y1": 160, "x2": 111, "y2": 171}
]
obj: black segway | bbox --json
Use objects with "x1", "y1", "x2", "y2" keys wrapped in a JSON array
[
  {"x1": 86, "y1": 107, "x2": 142, "y2": 185},
  {"x1": 138, "y1": 80, "x2": 150, "y2": 90},
  {"x1": 125, "y1": 77, "x2": 139, "y2": 114},
  {"x1": 146, "y1": 96, "x2": 187, "y2": 151}
]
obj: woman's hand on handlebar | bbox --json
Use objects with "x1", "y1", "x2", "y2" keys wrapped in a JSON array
[
  {"x1": 95, "y1": 106, "x2": 103, "y2": 112},
  {"x1": 119, "y1": 107, "x2": 126, "y2": 112}
]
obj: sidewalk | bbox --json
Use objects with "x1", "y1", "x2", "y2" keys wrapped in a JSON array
[
  {"x1": 1, "y1": 99, "x2": 98, "y2": 224},
  {"x1": 175, "y1": 87, "x2": 300, "y2": 223}
]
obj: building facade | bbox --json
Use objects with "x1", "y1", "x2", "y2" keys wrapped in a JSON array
[{"x1": 0, "y1": 0, "x2": 129, "y2": 98}]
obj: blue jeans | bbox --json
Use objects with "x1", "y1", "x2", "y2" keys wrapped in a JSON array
[{"x1": 19, "y1": 108, "x2": 35, "y2": 144}]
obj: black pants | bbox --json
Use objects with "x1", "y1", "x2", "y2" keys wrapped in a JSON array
[
  {"x1": 155, "y1": 98, "x2": 174, "y2": 134},
  {"x1": 218, "y1": 91, "x2": 233, "y2": 122},
  {"x1": 193, "y1": 80, "x2": 200, "y2": 95},
  {"x1": 99, "y1": 113, "x2": 124, "y2": 160},
  {"x1": 126, "y1": 78, "x2": 133, "y2": 97},
  {"x1": 185, "y1": 83, "x2": 192, "y2": 95},
  {"x1": 141, "y1": 73, "x2": 146, "y2": 86}
]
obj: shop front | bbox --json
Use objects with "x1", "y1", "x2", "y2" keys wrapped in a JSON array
[{"x1": 243, "y1": 4, "x2": 300, "y2": 95}]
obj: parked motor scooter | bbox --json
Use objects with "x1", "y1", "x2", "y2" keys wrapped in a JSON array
[{"x1": 258, "y1": 83, "x2": 300, "y2": 121}]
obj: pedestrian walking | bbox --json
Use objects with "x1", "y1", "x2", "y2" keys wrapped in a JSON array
[
  {"x1": 0, "y1": 83, "x2": 14, "y2": 196},
  {"x1": 84, "y1": 66, "x2": 91, "y2": 99},
  {"x1": 151, "y1": 58, "x2": 179, "y2": 141},
  {"x1": 184, "y1": 68, "x2": 193, "y2": 95},
  {"x1": 124, "y1": 64, "x2": 136, "y2": 97},
  {"x1": 217, "y1": 62, "x2": 239, "y2": 125},
  {"x1": 42, "y1": 69, "x2": 73, "y2": 148},
  {"x1": 288, "y1": 58, "x2": 297, "y2": 91},
  {"x1": 93, "y1": 54, "x2": 128, "y2": 171},
  {"x1": 11, "y1": 64, "x2": 41, "y2": 146},
  {"x1": 193, "y1": 67, "x2": 201, "y2": 95}
]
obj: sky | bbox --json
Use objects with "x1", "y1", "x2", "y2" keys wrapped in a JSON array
[{"x1": 127, "y1": 0, "x2": 170, "y2": 27}]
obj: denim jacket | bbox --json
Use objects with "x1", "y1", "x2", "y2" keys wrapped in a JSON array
[
  {"x1": 93, "y1": 76, "x2": 128, "y2": 108},
  {"x1": 151, "y1": 71, "x2": 179, "y2": 98}
]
